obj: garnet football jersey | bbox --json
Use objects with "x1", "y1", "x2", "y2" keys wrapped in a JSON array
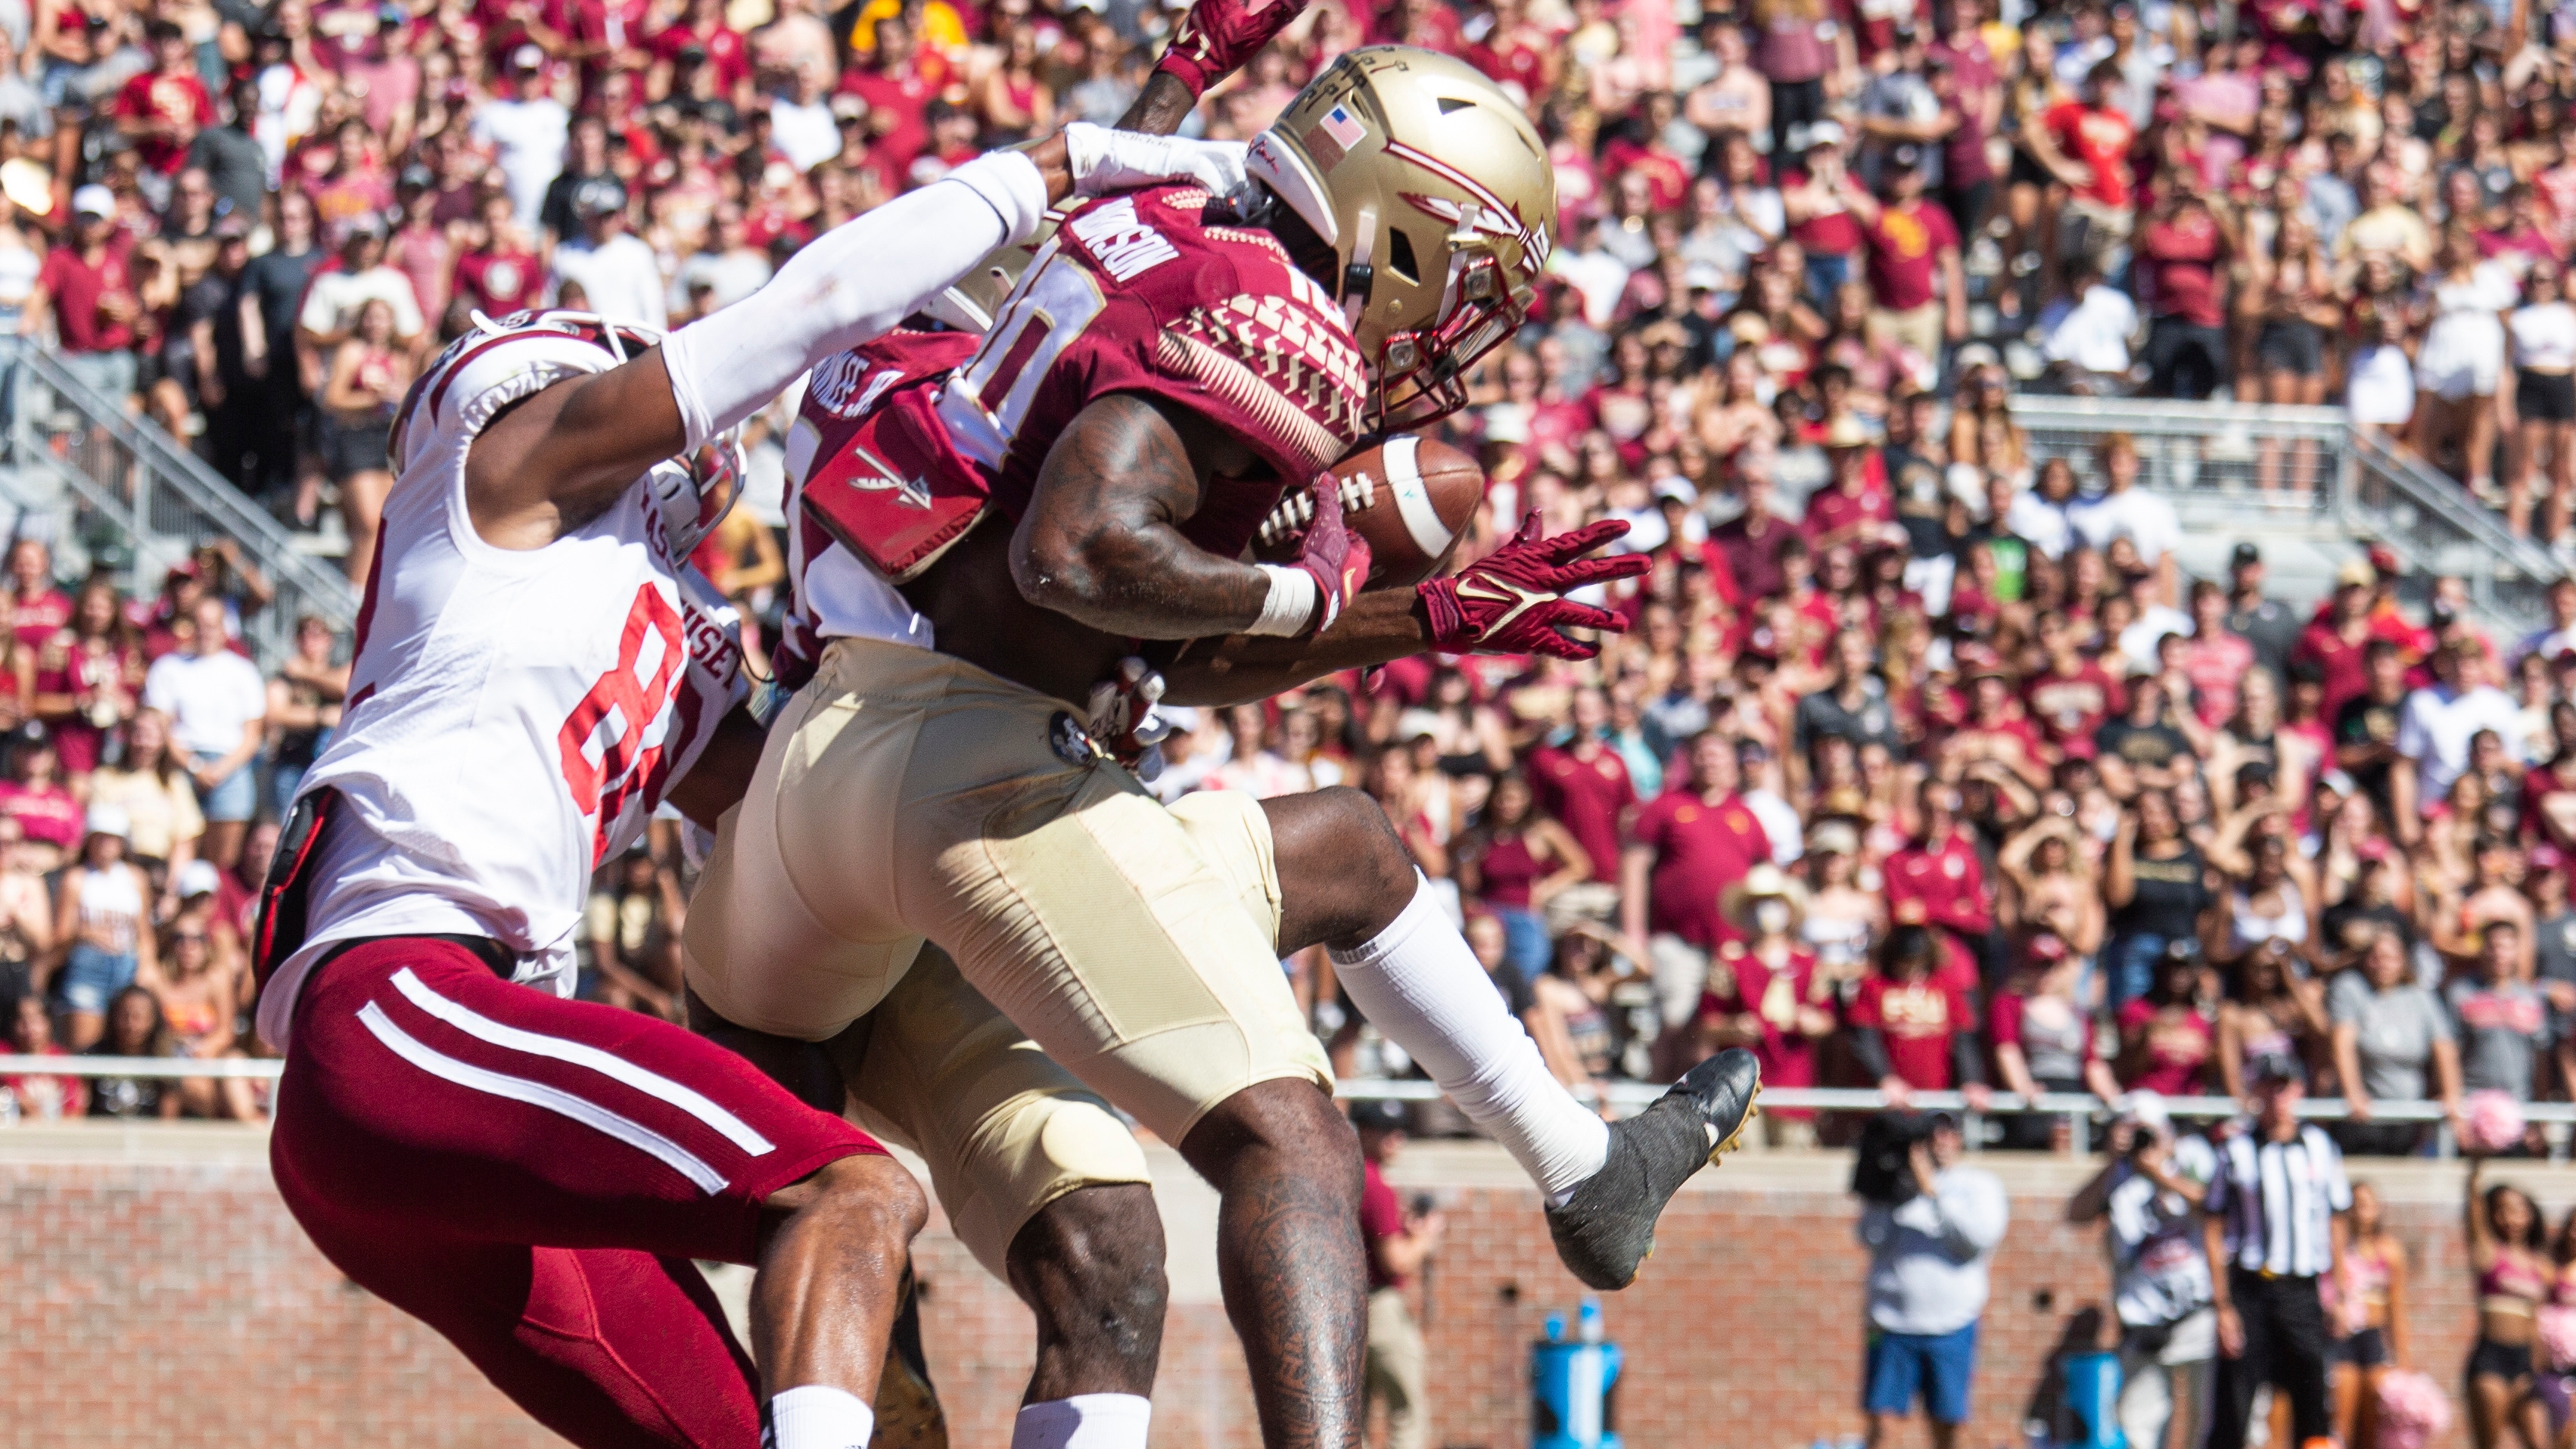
[
  {"x1": 937, "y1": 184, "x2": 1370, "y2": 558},
  {"x1": 779, "y1": 186, "x2": 1374, "y2": 683}
]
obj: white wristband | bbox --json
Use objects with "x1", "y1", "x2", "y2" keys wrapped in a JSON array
[{"x1": 1249, "y1": 564, "x2": 1317, "y2": 636}]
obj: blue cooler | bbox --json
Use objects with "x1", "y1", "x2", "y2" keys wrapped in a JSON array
[
  {"x1": 1533, "y1": 1303, "x2": 1622, "y2": 1449},
  {"x1": 2061, "y1": 1350, "x2": 2123, "y2": 1449}
]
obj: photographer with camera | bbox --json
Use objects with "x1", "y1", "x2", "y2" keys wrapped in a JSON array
[
  {"x1": 1856, "y1": 1111, "x2": 2009, "y2": 1449},
  {"x1": 1352, "y1": 1098, "x2": 1445, "y2": 1449},
  {"x1": 2067, "y1": 1094, "x2": 2220, "y2": 1449}
]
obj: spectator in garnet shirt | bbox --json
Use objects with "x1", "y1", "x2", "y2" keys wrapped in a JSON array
[
  {"x1": 2, "y1": 540, "x2": 70, "y2": 654},
  {"x1": 0, "y1": 726, "x2": 82, "y2": 873},
  {"x1": 1803, "y1": 415, "x2": 1897, "y2": 552},
  {"x1": 110, "y1": 21, "x2": 215, "y2": 208},
  {"x1": 2024, "y1": 611, "x2": 2126, "y2": 760},
  {"x1": 1845, "y1": 145, "x2": 1966, "y2": 371},
  {"x1": 23, "y1": 186, "x2": 142, "y2": 406},
  {"x1": 1883, "y1": 779, "x2": 1995, "y2": 986},
  {"x1": 1697, "y1": 863, "x2": 1834, "y2": 1146},
  {"x1": 1710, "y1": 462, "x2": 1800, "y2": 602},
  {"x1": 1622, "y1": 730, "x2": 1774, "y2": 1034},
  {"x1": 2117, "y1": 942, "x2": 2218, "y2": 1095},
  {"x1": 1852, "y1": 922, "x2": 1990, "y2": 1107},
  {"x1": 2293, "y1": 560, "x2": 2382, "y2": 724},
  {"x1": 2136, "y1": 173, "x2": 2237, "y2": 401},
  {"x1": 1529, "y1": 686, "x2": 1637, "y2": 894}
]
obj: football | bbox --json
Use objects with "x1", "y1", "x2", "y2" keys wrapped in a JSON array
[{"x1": 1252, "y1": 436, "x2": 1485, "y2": 590}]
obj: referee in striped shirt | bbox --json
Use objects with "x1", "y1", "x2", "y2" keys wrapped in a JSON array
[{"x1": 2202, "y1": 1056, "x2": 2350, "y2": 1449}]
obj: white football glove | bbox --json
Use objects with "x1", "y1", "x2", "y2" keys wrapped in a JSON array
[
  {"x1": 1087, "y1": 655, "x2": 1175, "y2": 782},
  {"x1": 1064, "y1": 123, "x2": 1251, "y2": 201}
]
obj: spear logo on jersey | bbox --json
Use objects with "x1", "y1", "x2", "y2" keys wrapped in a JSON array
[{"x1": 834, "y1": 438, "x2": 933, "y2": 511}]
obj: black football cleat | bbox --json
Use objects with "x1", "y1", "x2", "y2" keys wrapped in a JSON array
[{"x1": 1545, "y1": 1048, "x2": 1761, "y2": 1291}]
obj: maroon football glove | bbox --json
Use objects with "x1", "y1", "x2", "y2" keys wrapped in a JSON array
[
  {"x1": 1292, "y1": 467, "x2": 1370, "y2": 633},
  {"x1": 1154, "y1": 0, "x2": 1308, "y2": 100},
  {"x1": 1417, "y1": 513, "x2": 1647, "y2": 660}
]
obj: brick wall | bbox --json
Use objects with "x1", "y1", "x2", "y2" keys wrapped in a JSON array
[{"x1": 0, "y1": 1133, "x2": 2531, "y2": 1449}]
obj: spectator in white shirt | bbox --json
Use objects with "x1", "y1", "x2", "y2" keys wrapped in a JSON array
[
  {"x1": 767, "y1": 69, "x2": 841, "y2": 174},
  {"x1": 2069, "y1": 433, "x2": 2182, "y2": 604},
  {"x1": 2040, "y1": 258, "x2": 2142, "y2": 381},
  {"x1": 142, "y1": 595, "x2": 266, "y2": 870},
  {"x1": 549, "y1": 177, "x2": 668, "y2": 330},
  {"x1": 2396, "y1": 637, "x2": 2522, "y2": 802},
  {"x1": 295, "y1": 218, "x2": 425, "y2": 353},
  {"x1": 1858, "y1": 1112, "x2": 2009, "y2": 1449},
  {"x1": 471, "y1": 46, "x2": 571, "y2": 228}
]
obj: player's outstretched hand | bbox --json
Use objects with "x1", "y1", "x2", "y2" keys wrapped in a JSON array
[
  {"x1": 1063, "y1": 123, "x2": 1250, "y2": 200},
  {"x1": 1417, "y1": 512, "x2": 1648, "y2": 661},
  {"x1": 1293, "y1": 468, "x2": 1371, "y2": 634},
  {"x1": 1155, "y1": 0, "x2": 1308, "y2": 99}
]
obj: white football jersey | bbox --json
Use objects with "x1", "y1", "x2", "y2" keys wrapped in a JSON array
[{"x1": 257, "y1": 318, "x2": 748, "y2": 1049}]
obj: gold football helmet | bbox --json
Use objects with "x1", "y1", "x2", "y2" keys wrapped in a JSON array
[{"x1": 1248, "y1": 45, "x2": 1557, "y2": 430}]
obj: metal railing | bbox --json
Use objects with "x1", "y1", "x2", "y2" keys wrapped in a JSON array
[
  {"x1": 0, "y1": 339, "x2": 360, "y2": 667},
  {"x1": 2008, "y1": 395, "x2": 2569, "y2": 633},
  {"x1": 0, "y1": 1055, "x2": 2534, "y2": 1155}
]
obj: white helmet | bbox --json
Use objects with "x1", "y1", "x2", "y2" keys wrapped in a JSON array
[{"x1": 394, "y1": 309, "x2": 745, "y2": 558}]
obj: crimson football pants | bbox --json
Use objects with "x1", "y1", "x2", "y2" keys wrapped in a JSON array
[{"x1": 269, "y1": 937, "x2": 888, "y2": 1449}]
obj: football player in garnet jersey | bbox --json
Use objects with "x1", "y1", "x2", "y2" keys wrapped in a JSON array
[
  {"x1": 246, "y1": 124, "x2": 1251, "y2": 1449},
  {"x1": 684, "y1": 48, "x2": 1761, "y2": 1449}
]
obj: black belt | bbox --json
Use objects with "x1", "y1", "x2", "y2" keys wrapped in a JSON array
[{"x1": 316, "y1": 933, "x2": 519, "y2": 981}]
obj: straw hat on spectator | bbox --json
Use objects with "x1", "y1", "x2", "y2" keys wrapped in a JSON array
[{"x1": 1720, "y1": 863, "x2": 1809, "y2": 934}]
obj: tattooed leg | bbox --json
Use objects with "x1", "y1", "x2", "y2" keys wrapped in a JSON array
[{"x1": 1178, "y1": 1078, "x2": 1369, "y2": 1449}]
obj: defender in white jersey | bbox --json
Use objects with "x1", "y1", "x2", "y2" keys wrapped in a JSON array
[{"x1": 249, "y1": 126, "x2": 1255, "y2": 1449}]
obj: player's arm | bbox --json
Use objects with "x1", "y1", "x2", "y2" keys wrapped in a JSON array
[
  {"x1": 1013, "y1": 392, "x2": 1342, "y2": 639},
  {"x1": 664, "y1": 704, "x2": 766, "y2": 832},
  {"x1": 465, "y1": 128, "x2": 1247, "y2": 550},
  {"x1": 1160, "y1": 515, "x2": 1650, "y2": 706}
]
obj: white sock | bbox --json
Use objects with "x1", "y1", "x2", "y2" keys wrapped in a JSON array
[
  {"x1": 1330, "y1": 873, "x2": 1610, "y2": 1202},
  {"x1": 1010, "y1": 1393, "x2": 1154, "y2": 1449},
  {"x1": 766, "y1": 1385, "x2": 875, "y2": 1449}
]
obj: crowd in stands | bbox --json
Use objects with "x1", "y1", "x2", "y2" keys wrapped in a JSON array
[
  {"x1": 4, "y1": 0, "x2": 2576, "y2": 1146},
  {"x1": 0, "y1": 536, "x2": 330, "y2": 1122}
]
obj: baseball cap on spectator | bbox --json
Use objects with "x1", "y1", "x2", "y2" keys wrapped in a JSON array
[
  {"x1": 70, "y1": 185, "x2": 114, "y2": 219},
  {"x1": 334, "y1": 213, "x2": 387, "y2": 246},
  {"x1": 1653, "y1": 477, "x2": 1697, "y2": 507},
  {"x1": 509, "y1": 43, "x2": 546, "y2": 73},
  {"x1": 2333, "y1": 558, "x2": 2375, "y2": 589},
  {"x1": 177, "y1": 860, "x2": 222, "y2": 898},
  {"x1": 2231, "y1": 543, "x2": 2262, "y2": 568},
  {"x1": 1885, "y1": 144, "x2": 1925, "y2": 176},
  {"x1": 2367, "y1": 543, "x2": 2403, "y2": 577},
  {"x1": 83, "y1": 803, "x2": 130, "y2": 841},
  {"x1": 831, "y1": 93, "x2": 870, "y2": 123},
  {"x1": 397, "y1": 165, "x2": 435, "y2": 193},
  {"x1": 1798, "y1": 120, "x2": 1846, "y2": 153}
]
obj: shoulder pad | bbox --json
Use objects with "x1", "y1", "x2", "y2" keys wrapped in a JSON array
[
  {"x1": 392, "y1": 309, "x2": 666, "y2": 479},
  {"x1": 1059, "y1": 188, "x2": 1369, "y2": 479}
]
